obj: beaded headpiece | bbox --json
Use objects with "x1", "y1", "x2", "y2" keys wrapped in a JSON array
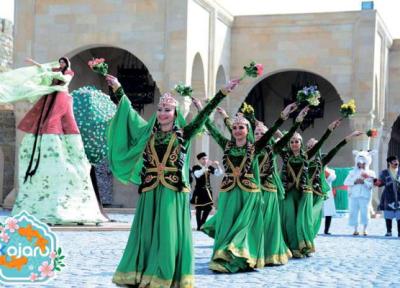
[
  {"x1": 232, "y1": 113, "x2": 250, "y2": 126},
  {"x1": 158, "y1": 92, "x2": 178, "y2": 107},
  {"x1": 255, "y1": 120, "x2": 267, "y2": 133},
  {"x1": 291, "y1": 132, "x2": 303, "y2": 142}
]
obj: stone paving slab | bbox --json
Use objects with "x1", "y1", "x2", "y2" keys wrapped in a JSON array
[{"x1": 1, "y1": 211, "x2": 400, "y2": 287}]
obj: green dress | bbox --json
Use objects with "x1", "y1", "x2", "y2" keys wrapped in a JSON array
[
  {"x1": 109, "y1": 87, "x2": 227, "y2": 287},
  {"x1": 279, "y1": 129, "x2": 331, "y2": 258},
  {"x1": 257, "y1": 120, "x2": 300, "y2": 265},
  {"x1": 310, "y1": 138, "x2": 349, "y2": 238},
  {"x1": 220, "y1": 116, "x2": 296, "y2": 265},
  {"x1": 203, "y1": 120, "x2": 267, "y2": 273}
]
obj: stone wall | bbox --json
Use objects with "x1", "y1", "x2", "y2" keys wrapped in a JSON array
[
  {"x1": 0, "y1": 18, "x2": 13, "y2": 72},
  {"x1": 0, "y1": 18, "x2": 15, "y2": 204}
]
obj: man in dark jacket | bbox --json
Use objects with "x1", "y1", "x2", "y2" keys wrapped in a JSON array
[
  {"x1": 191, "y1": 152, "x2": 222, "y2": 230},
  {"x1": 376, "y1": 156, "x2": 400, "y2": 237}
]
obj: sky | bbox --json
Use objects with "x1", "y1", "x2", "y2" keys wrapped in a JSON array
[{"x1": 1, "y1": 0, "x2": 400, "y2": 37}]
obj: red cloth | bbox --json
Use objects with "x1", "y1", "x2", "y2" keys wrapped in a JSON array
[{"x1": 18, "y1": 70, "x2": 80, "y2": 135}]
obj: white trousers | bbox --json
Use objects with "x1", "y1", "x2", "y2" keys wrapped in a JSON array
[{"x1": 349, "y1": 197, "x2": 370, "y2": 227}]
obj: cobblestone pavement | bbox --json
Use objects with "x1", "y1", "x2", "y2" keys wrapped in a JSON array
[{"x1": 1, "y1": 211, "x2": 400, "y2": 287}]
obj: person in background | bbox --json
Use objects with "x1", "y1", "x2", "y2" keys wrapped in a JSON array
[
  {"x1": 323, "y1": 166, "x2": 337, "y2": 234},
  {"x1": 375, "y1": 156, "x2": 400, "y2": 237},
  {"x1": 344, "y1": 150, "x2": 376, "y2": 236},
  {"x1": 191, "y1": 152, "x2": 223, "y2": 231}
]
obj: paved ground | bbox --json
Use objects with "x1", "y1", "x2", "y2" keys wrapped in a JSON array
[{"x1": 1, "y1": 211, "x2": 399, "y2": 288}]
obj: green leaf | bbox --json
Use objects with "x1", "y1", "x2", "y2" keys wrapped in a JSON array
[{"x1": 57, "y1": 247, "x2": 62, "y2": 254}]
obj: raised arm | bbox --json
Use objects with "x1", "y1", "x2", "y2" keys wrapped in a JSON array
[
  {"x1": 25, "y1": 57, "x2": 42, "y2": 68},
  {"x1": 183, "y1": 79, "x2": 240, "y2": 140},
  {"x1": 307, "y1": 118, "x2": 341, "y2": 159},
  {"x1": 255, "y1": 103, "x2": 297, "y2": 153},
  {"x1": 205, "y1": 118, "x2": 229, "y2": 149},
  {"x1": 273, "y1": 106, "x2": 309, "y2": 154},
  {"x1": 106, "y1": 75, "x2": 148, "y2": 127},
  {"x1": 216, "y1": 107, "x2": 233, "y2": 134},
  {"x1": 321, "y1": 131, "x2": 363, "y2": 166}
]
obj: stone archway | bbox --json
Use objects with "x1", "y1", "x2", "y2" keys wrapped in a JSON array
[
  {"x1": 69, "y1": 46, "x2": 160, "y2": 208},
  {"x1": 388, "y1": 116, "x2": 400, "y2": 158},
  {"x1": 242, "y1": 70, "x2": 352, "y2": 166},
  {"x1": 209, "y1": 65, "x2": 228, "y2": 205},
  {"x1": 190, "y1": 53, "x2": 208, "y2": 165}
]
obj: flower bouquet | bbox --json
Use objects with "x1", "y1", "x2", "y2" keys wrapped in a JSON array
[
  {"x1": 366, "y1": 128, "x2": 378, "y2": 138},
  {"x1": 340, "y1": 99, "x2": 356, "y2": 118},
  {"x1": 174, "y1": 84, "x2": 193, "y2": 98},
  {"x1": 296, "y1": 85, "x2": 321, "y2": 106},
  {"x1": 240, "y1": 61, "x2": 263, "y2": 80},
  {"x1": 88, "y1": 58, "x2": 108, "y2": 76}
]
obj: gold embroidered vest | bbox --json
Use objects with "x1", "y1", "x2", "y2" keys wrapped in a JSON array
[
  {"x1": 220, "y1": 155, "x2": 259, "y2": 193},
  {"x1": 259, "y1": 149, "x2": 277, "y2": 192},
  {"x1": 141, "y1": 133, "x2": 190, "y2": 193}
]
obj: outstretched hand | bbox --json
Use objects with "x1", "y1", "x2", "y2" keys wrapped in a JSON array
[
  {"x1": 222, "y1": 78, "x2": 241, "y2": 94},
  {"x1": 328, "y1": 118, "x2": 342, "y2": 131},
  {"x1": 281, "y1": 103, "x2": 298, "y2": 120},
  {"x1": 105, "y1": 74, "x2": 121, "y2": 92},
  {"x1": 296, "y1": 106, "x2": 310, "y2": 122},
  {"x1": 216, "y1": 107, "x2": 228, "y2": 118},
  {"x1": 192, "y1": 97, "x2": 203, "y2": 111},
  {"x1": 345, "y1": 130, "x2": 363, "y2": 141}
]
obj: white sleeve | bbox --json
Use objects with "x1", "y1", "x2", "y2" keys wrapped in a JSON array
[
  {"x1": 344, "y1": 170, "x2": 357, "y2": 186},
  {"x1": 213, "y1": 166, "x2": 223, "y2": 177},
  {"x1": 194, "y1": 167, "x2": 206, "y2": 178}
]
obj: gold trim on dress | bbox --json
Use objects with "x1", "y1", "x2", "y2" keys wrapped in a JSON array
[
  {"x1": 141, "y1": 134, "x2": 190, "y2": 193},
  {"x1": 112, "y1": 271, "x2": 194, "y2": 288}
]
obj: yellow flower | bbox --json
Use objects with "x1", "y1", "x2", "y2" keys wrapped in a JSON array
[{"x1": 241, "y1": 102, "x2": 254, "y2": 114}]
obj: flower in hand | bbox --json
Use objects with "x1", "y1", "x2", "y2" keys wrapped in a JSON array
[
  {"x1": 340, "y1": 99, "x2": 356, "y2": 118},
  {"x1": 88, "y1": 58, "x2": 108, "y2": 76},
  {"x1": 105, "y1": 75, "x2": 121, "y2": 92},
  {"x1": 296, "y1": 85, "x2": 321, "y2": 106},
  {"x1": 174, "y1": 84, "x2": 193, "y2": 98},
  {"x1": 366, "y1": 128, "x2": 378, "y2": 138},
  {"x1": 242, "y1": 61, "x2": 264, "y2": 80}
]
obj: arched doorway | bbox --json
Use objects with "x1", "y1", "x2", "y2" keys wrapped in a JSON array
[
  {"x1": 243, "y1": 70, "x2": 351, "y2": 166},
  {"x1": 388, "y1": 117, "x2": 400, "y2": 158},
  {"x1": 69, "y1": 46, "x2": 159, "y2": 208},
  {"x1": 190, "y1": 53, "x2": 207, "y2": 165}
]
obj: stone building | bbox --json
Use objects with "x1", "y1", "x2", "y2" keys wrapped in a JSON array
[
  {"x1": 5, "y1": 0, "x2": 400, "y2": 208},
  {"x1": 0, "y1": 18, "x2": 15, "y2": 206}
]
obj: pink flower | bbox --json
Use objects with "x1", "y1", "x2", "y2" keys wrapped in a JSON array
[
  {"x1": 5, "y1": 218, "x2": 19, "y2": 233},
  {"x1": 255, "y1": 63, "x2": 263, "y2": 76},
  {"x1": 49, "y1": 251, "x2": 57, "y2": 260},
  {"x1": 38, "y1": 261, "x2": 54, "y2": 278},
  {"x1": 30, "y1": 273, "x2": 38, "y2": 282},
  {"x1": 0, "y1": 232, "x2": 10, "y2": 243}
]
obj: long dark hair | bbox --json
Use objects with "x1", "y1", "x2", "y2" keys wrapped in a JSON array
[
  {"x1": 58, "y1": 57, "x2": 70, "y2": 74},
  {"x1": 24, "y1": 56, "x2": 72, "y2": 183}
]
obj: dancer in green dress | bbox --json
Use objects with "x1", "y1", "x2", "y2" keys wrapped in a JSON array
[
  {"x1": 105, "y1": 74, "x2": 239, "y2": 287},
  {"x1": 307, "y1": 129, "x2": 363, "y2": 238},
  {"x1": 197, "y1": 101, "x2": 307, "y2": 272},
  {"x1": 216, "y1": 104, "x2": 309, "y2": 265},
  {"x1": 279, "y1": 118, "x2": 342, "y2": 258}
]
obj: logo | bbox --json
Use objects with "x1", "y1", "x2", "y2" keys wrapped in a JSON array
[{"x1": 0, "y1": 211, "x2": 65, "y2": 284}]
